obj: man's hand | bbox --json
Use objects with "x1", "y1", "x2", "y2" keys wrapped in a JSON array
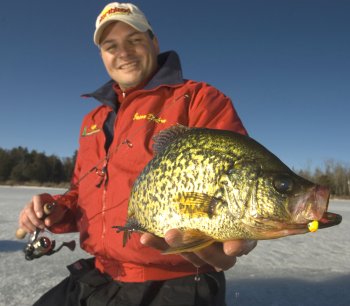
[
  {"x1": 17, "y1": 193, "x2": 66, "y2": 237},
  {"x1": 140, "y1": 229, "x2": 257, "y2": 271}
]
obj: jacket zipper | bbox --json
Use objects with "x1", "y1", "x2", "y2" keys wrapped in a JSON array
[
  {"x1": 100, "y1": 90, "x2": 130, "y2": 257},
  {"x1": 100, "y1": 157, "x2": 109, "y2": 255}
]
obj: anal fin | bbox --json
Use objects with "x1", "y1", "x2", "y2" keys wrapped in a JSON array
[{"x1": 162, "y1": 229, "x2": 215, "y2": 254}]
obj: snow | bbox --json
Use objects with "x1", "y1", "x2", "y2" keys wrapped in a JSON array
[{"x1": 0, "y1": 186, "x2": 349, "y2": 306}]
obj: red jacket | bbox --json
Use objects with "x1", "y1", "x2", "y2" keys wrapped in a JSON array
[{"x1": 50, "y1": 51, "x2": 247, "y2": 282}]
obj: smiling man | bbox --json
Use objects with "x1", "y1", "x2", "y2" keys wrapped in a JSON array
[
  {"x1": 99, "y1": 22, "x2": 159, "y2": 91},
  {"x1": 18, "y1": 3, "x2": 256, "y2": 305}
]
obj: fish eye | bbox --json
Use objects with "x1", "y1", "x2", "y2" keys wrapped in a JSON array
[{"x1": 273, "y1": 175, "x2": 294, "y2": 194}]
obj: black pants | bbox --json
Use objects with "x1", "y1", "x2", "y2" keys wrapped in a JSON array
[{"x1": 33, "y1": 258, "x2": 226, "y2": 306}]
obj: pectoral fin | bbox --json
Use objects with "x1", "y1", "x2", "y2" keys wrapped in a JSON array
[
  {"x1": 162, "y1": 229, "x2": 215, "y2": 254},
  {"x1": 174, "y1": 192, "x2": 220, "y2": 218}
]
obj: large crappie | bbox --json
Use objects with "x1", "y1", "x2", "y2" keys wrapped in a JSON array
[{"x1": 115, "y1": 125, "x2": 342, "y2": 253}]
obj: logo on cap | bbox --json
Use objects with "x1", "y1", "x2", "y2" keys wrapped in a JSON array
[{"x1": 99, "y1": 7, "x2": 132, "y2": 24}]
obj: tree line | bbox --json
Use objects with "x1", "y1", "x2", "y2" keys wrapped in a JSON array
[
  {"x1": 0, "y1": 146, "x2": 349, "y2": 198},
  {"x1": 297, "y1": 160, "x2": 350, "y2": 198},
  {"x1": 0, "y1": 147, "x2": 76, "y2": 186}
]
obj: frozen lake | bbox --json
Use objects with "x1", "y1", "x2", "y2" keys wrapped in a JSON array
[{"x1": 0, "y1": 186, "x2": 349, "y2": 306}]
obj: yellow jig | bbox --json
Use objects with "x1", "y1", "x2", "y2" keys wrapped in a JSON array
[{"x1": 308, "y1": 220, "x2": 319, "y2": 232}]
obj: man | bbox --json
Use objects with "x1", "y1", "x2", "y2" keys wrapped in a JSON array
[{"x1": 18, "y1": 3, "x2": 256, "y2": 305}]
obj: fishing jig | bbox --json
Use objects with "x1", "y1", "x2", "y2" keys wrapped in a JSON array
[{"x1": 308, "y1": 220, "x2": 319, "y2": 232}]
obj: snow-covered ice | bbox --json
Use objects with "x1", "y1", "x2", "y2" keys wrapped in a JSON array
[{"x1": 0, "y1": 186, "x2": 349, "y2": 306}]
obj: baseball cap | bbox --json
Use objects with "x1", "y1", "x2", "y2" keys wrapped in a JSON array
[{"x1": 94, "y1": 2, "x2": 153, "y2": 46}]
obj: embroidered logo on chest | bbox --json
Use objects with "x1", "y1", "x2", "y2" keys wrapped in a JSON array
[
  {"x1": 133, "y1": 112, "x2": 167, "y2": 124},
  {"x1": 82, "y1": 124, "x2": 101, "y2": 136}
]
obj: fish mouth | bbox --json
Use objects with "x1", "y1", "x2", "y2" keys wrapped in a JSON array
[
  {"x1": 246, "y1": 186, "x2": 342, "y2": 239},
  {"x1": 287, "y1": 211, "x2": 342, "y2": 235},
  {"x1": 264, "y1": 211, "x2": 342, "y2": 238},
  {"x1": 290, "y1": 185, "x2": 331, "y2": 223},
  {"x1": 290, "y1": 183, "x2": 342, "y2": 232},
  {"x1": 285, "y1": 185, "x2": 342, "y2": 234}
]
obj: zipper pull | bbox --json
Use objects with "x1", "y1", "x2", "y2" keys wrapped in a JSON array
[
  {"x1": 122, "y1": 139, "x2": 133, "y2": 148},
  {"x1": 95, "y1": 158, "x2": 109, "y2": 188}
]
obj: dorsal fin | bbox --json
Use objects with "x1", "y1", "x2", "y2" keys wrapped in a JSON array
[{"x1": 153, "y1": 124, "x2": 192, "y2": 155}]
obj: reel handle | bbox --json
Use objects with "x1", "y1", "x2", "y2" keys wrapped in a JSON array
[{"x1": 16, "y1": 203, "x2": 55, "y2": 239}]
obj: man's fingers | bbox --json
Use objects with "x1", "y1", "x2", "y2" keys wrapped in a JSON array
[
  {"x1": 141, "y1": 229, "x2": 257, "y2": 272},
  {"x1": 195, "y1": 242, "x2": 237, "y2": 271},
  {"x1": 43, "y1": 203, "x2": 66, "y2": 227},
  {"x1": 164, "y1": 229, "x2": 229, "y2": 269},
  {"x1": 140, "y1": 231, "x2": 206, "y2": 267},
  {"x1": 140, "y1": 232, "x2": 169, "y2": 251},
  {"x1": 32, "y1": 195, "x2": 44, "y2": 219},
  {"x1": 18, "y1": 194, "x2": 56, "y2": 237},
  {"x1": 223, "y1": 240, "x2": 257, "y2": 257},
  {"x1": 18, "y1": 213, "x2": 37, "y2": 233},
  {"x1": 20, "y1": 203, "x2": 45, "y2": 230},
  {"x1": 163, "y1": 228, "x2": 185, "y2": 247}
]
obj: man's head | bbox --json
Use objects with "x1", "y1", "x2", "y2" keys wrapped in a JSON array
[{"x1": 94, "y1": 3, "x2": 159, "y2": 91}]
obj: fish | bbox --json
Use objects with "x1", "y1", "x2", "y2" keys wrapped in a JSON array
[{"x1": 114, "y1": 125, "x2": 342, "y2": 254}]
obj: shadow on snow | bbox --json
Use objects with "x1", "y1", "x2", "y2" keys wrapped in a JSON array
[
  {"x1": 226, "y1": 275, "x2": 350, "y2": 306},
  {"x1": 0, "y1": 240, "x2": 26, "y2": 252}
]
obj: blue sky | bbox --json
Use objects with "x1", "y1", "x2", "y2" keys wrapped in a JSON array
[{"x1": 1, "y1": 0, "x2": 349, "y2": 171}]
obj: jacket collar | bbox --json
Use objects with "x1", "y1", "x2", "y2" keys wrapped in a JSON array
[{"x1": 83, "y1": 51, "x2": 184, "y2": 110}]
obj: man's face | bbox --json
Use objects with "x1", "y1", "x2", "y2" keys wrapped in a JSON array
[{"x1": 99, "y1": 22, "x2": 159, "y2": 91}]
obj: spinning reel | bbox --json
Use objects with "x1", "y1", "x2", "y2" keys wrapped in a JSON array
[{"x1": 16, "y1": 203, "x2": 76, "y2": 261}]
